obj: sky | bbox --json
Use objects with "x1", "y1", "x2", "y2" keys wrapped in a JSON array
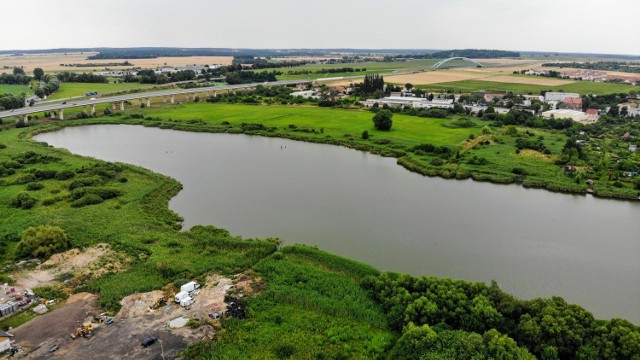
[{"x1": 1, "y1": 0, "x2": 638, "y2": 55}]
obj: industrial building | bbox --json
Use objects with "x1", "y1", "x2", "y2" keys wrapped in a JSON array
[
  {"x1": 542, "y1": 109, "x2": 590, "y2": 123},
  {"x1": 544, "y1": 92, "x2": 581, "y2": 102}
]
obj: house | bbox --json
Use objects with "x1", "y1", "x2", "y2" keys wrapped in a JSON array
[
  {"x1": 562, "y1": 97, "x2": 583, "y2": 111},
  {"x1": 0, "y1": 330, "x2": 13, "y2": 354}
]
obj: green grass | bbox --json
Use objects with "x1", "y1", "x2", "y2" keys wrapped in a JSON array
[
  {"x1": 268, "y1": 59, "x2": 440, "y2": 80},
  {"x1": 183, "y1": 245, "x2": 394, "y2": 359},
  {"x1": 48, "y1": 82, "x2": 155, "y2": 100},
  {"x1": 416, "y1": 79, "x2": 637, "y2": 95},
  {"x1": 0, "y1": 84, "x2": 31, "y2": 96},
  {"x1": 146, "y1": 103, "x2": 477, "y2": 147}
]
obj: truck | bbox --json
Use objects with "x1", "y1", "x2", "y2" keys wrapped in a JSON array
[
  {"x1": 179, "y1": 296, "x2": 195, "y2": 307},
  {"x1": 180, "y1": 281, "x2": 200, "y2": 294},
  {"x1": 174, "y1": 291, "x2": 189, "y2": 303}
]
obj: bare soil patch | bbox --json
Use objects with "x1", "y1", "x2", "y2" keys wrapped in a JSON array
[
  {"x1": 13, "y1": 243, "x2": 124, "y2": 291},
  {"x1": 7, "y1": 273, "x2": 254, "y2": 359}
]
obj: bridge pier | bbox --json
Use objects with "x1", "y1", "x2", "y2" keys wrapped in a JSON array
[
  {"x1": 120, "y1": 101, "x2": 125, "y2": 111},
  {"x1": 50, "y1": 112, "x2": 56, "y2": 120},
  {"x1": 146, "y1": 98, "x2": 151, "y2": 107},
  {"x1": 213, "y1": 91, "x2": 217, "y2": 97},
  {"x1": 112, "y1": 103, "x2": 116, "y2": 110},
  {"x1": 59, "y1": 109, "x2": 64, "y2": 120},
  {"x1": 163, "y1": 96, "x2": 167, "y2": 103},
  {"x1": 170, "y1": 95, "x2": 175, "y2": 104},
  {"x1": 91, "y1": 105, "x2": 96, "y2": 115}
]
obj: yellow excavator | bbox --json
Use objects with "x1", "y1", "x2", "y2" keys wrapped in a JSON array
[{"x1": 70, "y1": 322, "x2": 94, "y2": 339}]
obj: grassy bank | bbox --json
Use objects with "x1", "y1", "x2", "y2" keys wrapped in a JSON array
[
  {"x1": 0, "y1": 112, "x2": 638, "y2": 358},
  {"x1": 134, "y1": 102, "x2": 635, "y2": 199}
]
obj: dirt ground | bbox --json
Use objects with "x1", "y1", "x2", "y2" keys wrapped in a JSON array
[
  {"x1": 0, "y1": 53, "x2": 232, "y2": 72},
  {"x1": 8, "y1": 274, "x2": 242, "y2": 359},
  {"x1": 12, "y1": 243, "x2": 124, "y2": 293}
]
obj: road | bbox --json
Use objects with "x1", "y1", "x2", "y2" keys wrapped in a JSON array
[{"x1": 0, "y1": 79, "x2": 311, "y2": 119}]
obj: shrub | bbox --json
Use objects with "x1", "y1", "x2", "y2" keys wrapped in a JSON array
[
  {"x1": 11, "y1": 193, "x2": 37, "y2": 209},
  {"x1": 55, "y1": 170, "x2": 75, "y2": 180},
  {"x1": 17, "y1": 225, "x2": 71, "y2": 259},
  {"x1": 362, "y1": 130, "x2": 369, "y2": 140},
  {"x1": 26, "y1": 182, "x2": 44, "y2": 191},
  {"x1": 372, "y1": 109, "x2": 393, "y2": 131},
  {"x1": 71, "y1": 194, "x2": 104, "y2": 207}
]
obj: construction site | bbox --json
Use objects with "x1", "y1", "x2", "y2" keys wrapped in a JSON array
[{"x1": 0, "y1": 269, "x2": 255, "y2": 359}]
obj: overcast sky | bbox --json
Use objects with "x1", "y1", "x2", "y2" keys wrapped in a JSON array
[{"x1": 1, "y1": 0, "x2": 638, "y2": 55}]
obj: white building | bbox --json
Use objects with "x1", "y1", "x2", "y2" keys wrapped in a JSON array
[
  {"x1": 0, "y1": 331, "x2": 13, "y2": 354},
  {"x1": 290, "y1": 90, "x2": 318, "y2": 99},
  {"x1": 542, "y1": 109, "x2": 589, "y2": 123},
  {"x1": 544, "y1": 92, "x2": 581, "y2": 102}
]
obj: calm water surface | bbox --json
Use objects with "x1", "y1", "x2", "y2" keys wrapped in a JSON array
[{"x1": 35, "y1": 125, "x2": 640, "y2": 322}]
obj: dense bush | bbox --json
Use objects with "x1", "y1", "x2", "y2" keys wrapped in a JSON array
[
  {"x1": 17, "y1": 225, "x2": 71, "y2": 259},
  {"x1": 26, "y1": 182, "x2": 44, "y2": 191},
  {"x1": 372, "y1": 110, "x2": 393, "y2": 131},
  {"x1": 11, "y1": 193, "x2": 37, "y2": 209}
]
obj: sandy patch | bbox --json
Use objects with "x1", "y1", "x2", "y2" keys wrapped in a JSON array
[
  {"x1": 481, "y1": 75, "x2": 574, "y2": 86},
  {"x1": 13, "y1": 243, "x2": 125, "y2": 290}
]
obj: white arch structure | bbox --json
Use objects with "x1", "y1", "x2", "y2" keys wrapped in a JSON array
[{"x1": 433, "y1": 57, "x2": 483, "y2": 69}]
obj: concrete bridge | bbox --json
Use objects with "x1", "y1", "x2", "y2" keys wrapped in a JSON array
[{"x1": 0, "y1": 79, "x2": 312, "y2": 121}]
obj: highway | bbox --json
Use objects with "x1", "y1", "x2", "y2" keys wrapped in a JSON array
[{"x1": 0, "y1": 79, "x2": 311, "y2": 119}]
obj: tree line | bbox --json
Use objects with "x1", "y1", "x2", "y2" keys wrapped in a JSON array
[{"x1": 363, "y1": 272, "x2": 640, "y2": 359}]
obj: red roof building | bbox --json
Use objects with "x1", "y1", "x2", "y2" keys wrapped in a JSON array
[{"x1": 563, "y1": 97, "x2": 583, "y2": 110}]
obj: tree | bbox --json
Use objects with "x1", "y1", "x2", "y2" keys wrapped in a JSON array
[
  {"x1": 405, "y1": 83, "x2": 413, "y2": 91},
  {"x1": 372, "y1": 109, "x2": 393, "y2": 131},
  {"x1": 33, "y1": 67, "x2": 44, "y2": 81},
  {"x1": 17, "y1": 225, "x2": 71, "y2": 259},
  {"x1": 13, "y1": 67, "x2": 25, "y2": 75}
]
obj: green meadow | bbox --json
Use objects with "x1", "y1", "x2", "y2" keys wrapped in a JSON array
[
  {"x1": 416, "y1": 79, "x2": 637, "y2": 95},
  {"x1": 48, "y1": 82, "x2": 155, "y2": 100},
  {"x1": 0, "y1": 84, "x2": 31, "y2": 96}
]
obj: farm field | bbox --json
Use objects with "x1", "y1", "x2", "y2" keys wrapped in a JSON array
[
  {"x1": 0, "y1": 84, "x2": 31, "y2": 95},
  {"x1": 416, "y1": 79, "x2": 637, "y2": 94},
  {"x1": 0, "y1": 52, "x2": 233, "y2": 72},
  {"x1": 48, "y1": 82, "x2": 156, "y2": 100}
]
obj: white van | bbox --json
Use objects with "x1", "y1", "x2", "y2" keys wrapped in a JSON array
[
  {"x1": 180, "y1": 296, "x2": 195, "y2": 307},
  {"x1": 174, "y1": 291, "x2": 189, "y2": 303}
]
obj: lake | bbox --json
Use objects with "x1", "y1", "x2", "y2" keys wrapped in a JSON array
[{"x1": 35, "y1": 124, "x2": 640, "y2": 323}]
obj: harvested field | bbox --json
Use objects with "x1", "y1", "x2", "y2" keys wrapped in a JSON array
[
  {"x1": 385, "y1": 70, "x2": 487, "y2": 85},
  {"x1": 481, "y1": 75, "x2": 574, "y2": 86},
  {"x1": 0, "y1": 52, "x2": 232, "y2": 72}
]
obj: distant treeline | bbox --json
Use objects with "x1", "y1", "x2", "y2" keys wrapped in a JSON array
[
  {"x1": 123, "y1": 69, "x2": 197, "y2": 84},
  {"x1": 542, "y1": 61, "x2": 640, "y2": 74},
  {"x1": 0, "y1": 93, "x2": 25, "y2": 110},
  {"x1": 232, "y1": 57, "x2": 310, "y2": 69},
  {"x1": 60, "y1": 61, "x2": 133, "y2": 68},
  {"x1": 0, "y1": 73, "x2": 31, "y2": 85},
  {"x1": 397, "y1": 49, "x2": 521, "y2": 59},
  {"x1": 56, "y1": 72, "x2": 108, "y2": 83},
  {"x1": 86, "y1": 48, "x2": 331, "y2": 60}
]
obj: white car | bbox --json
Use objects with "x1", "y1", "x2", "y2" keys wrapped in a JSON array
[{"x1": 90, "y1": 97, "x2": 96, "y2": 101}]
